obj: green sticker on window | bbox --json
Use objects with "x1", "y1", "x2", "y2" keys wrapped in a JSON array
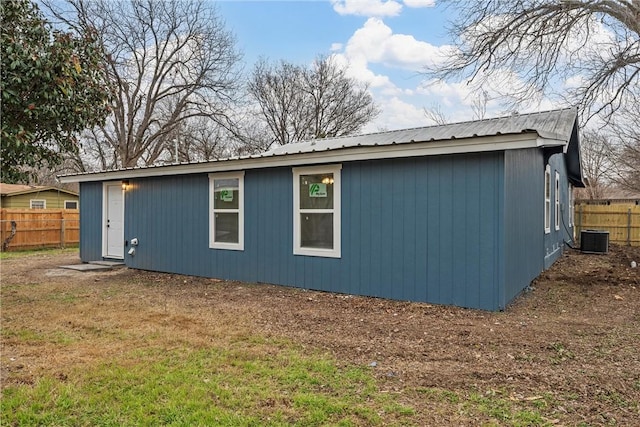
[
  {"x1": 309, "y1": 183, "x2": 327, "y2": 197},
  {"x1": 220, "y1": 189, "x2": 233, "y2": 202}
]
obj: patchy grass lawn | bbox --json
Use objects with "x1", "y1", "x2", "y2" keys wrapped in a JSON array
[
  {"x1": 2, "y1": 344, "x2": 393, "y2": 425},
  {"x1": 1, "y1": 246, "x2": 639, "y2": 425},
  {"x1": 0, "y1": 247, "x2": 77, "y2": 260}
]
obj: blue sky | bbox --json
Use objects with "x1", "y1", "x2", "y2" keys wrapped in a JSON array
[{"x1": 215, "y1": 0, "x2": 562, "y2": 133}]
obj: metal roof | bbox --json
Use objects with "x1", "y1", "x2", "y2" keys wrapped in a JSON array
[
  {"x1": 58, "y1": 107, "x2": 578, "y2": 181},
  {"x1": 267, "y1": 107, "x2": 578, "y2": 156}
]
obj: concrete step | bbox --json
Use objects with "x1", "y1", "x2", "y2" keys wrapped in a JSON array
[
  {"x1": 59, "y1": 260, "x2": 125, "y2": 271},
  {"x1": 89, "y1": 260, "x2": 125, "y2": 267},
  {"x1": 59, "y1": 263, "x2": 113, "y2": 271}
]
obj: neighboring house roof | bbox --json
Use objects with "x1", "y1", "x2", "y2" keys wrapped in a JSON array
[
  {"x1": 58, "y1": 108, "x2": 581, "y2": 183},
  {"x1": 0, "y1": 183, "x2": 78, "y2": 197}
]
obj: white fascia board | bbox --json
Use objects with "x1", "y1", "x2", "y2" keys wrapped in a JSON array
[
  {"x1": 536, "y1": 136, "x2": 567, "y2": 150},
  {"x1": 59, "y1": 133, "x2": 561, "y2": 183}
]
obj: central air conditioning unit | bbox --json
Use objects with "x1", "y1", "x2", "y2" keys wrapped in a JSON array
[{"x1": 580, "y1": 230, "x2": 609, "y2": 254}]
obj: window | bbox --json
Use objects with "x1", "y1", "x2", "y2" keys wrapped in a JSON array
[
  {"x1": 30, "y1": 199, "x2": 46, "y2": 209},
  {"x1": 568, "y1": 184, "x2": 574, "y2": 227},
  {"x1": 544, "y1": 166, "x2": 551, "y2": 233},
  {"x1": 209, "y1": 172, "x2": 244, "y2": 250},
  {"x1": 555, "y1": 171, "x2": 560, "y2": 231},
  {"x1": 64, "y1": 200, "x2": 78, "y2": 209},
  {"x1": 293, "y1": 165, "x2": 341, "y2": 258}
]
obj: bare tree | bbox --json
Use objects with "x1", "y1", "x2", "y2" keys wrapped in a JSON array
[
  {"x1": 45, "y1": 0, "x2": 242, "y2": 170},
  {"x1": 607, "y1": 105, "x2": 640, "y2": 194},
  {"x1": 232, "y1": 115, "x2": 276, "y2": 155},
  {"x1": 423, "y1": 90, "x2": 488, "y2": 125},
  {"x1": 471, "y1": 90, "x2": 489, "y2": 120},
  {"x1": 247, "y1": 55, "x2": 380, "y2": 148},
  {"x1": 423, "y1": 103, "x2": 449, "y2": 125},
  {"x1": 162, "y1": 116, "x2": 237, "y2": 163},
  {"x1": 429, "y1": 1, "x2": 640, "y2": 124},
  {"x1": 247, "y1": 59, "x2": 307, "y2": 147},
  {"x1": 578, "y1": 129, "x2": 616, "y2": 199},
  {"x1": 300, "y1": 56, "x2": 380, "y2": 139}
]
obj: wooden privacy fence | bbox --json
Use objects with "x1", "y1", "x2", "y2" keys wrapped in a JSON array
[
  {"x1": 574, "y1": 202, "x2": 640, "y2": 247},
  {"x1": 0, "y1": 209, "x2": 79, "y2": 251}
]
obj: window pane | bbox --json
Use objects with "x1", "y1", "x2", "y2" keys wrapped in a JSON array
[
  {"x1": 300, "y1": 213, "x2": 333, "y2": 249},
  {"x1": 215, "y1": 212, "x2": 239, "y2": 243},
  {"x1": 300, "y1": 174, "x2": 334, "y2": 209},
  {"x1": 545, "y1": 178, "x2": 550, "y2": 198},
  {"x1": 65, "y1": 201, "x2": 78, "y2": 209},
  {"x1": 214, "y1": 178, "x2": 239, "y2": 209},
  {"x1": 545, "y1": 200, "x2": 550, "y2": 229}
]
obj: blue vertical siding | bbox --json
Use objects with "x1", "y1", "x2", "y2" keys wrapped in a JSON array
[
  {"x1": 438, "y1": 156, "x2": 454, "y2": 306},
  {"x1": 503, "y1": 149, "x2": 574, "y2": 307},
  {"x1": 125, "y1": 174, "x2": 209, "y2": 275},
  {"x1": 113, "y1": 152, "x2": 506, "y2": 310},
  {"x1": 78, "y1": 134, "x2": 582, "y2": 311},
  {"x1": 79, "y1": 182, "x2": 103, "y2": 262},
  {"x1": 124, "y1": 169, "x2": 295, "y2": 282},
  {"x1": 503, "y1": 148, "x2": 545, "y2": 306},
  {"x1": 341, "y1": 153, "x2": 505, "y2": 310}
]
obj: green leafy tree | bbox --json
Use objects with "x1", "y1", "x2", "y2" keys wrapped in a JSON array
[{"x1": 1, "y1": 0, "x2": 111, "y2": 183}]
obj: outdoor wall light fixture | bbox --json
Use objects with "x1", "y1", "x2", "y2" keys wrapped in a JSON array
[
  {"x1": 321, "y1": 177, "x2": 334, "y2": 185},
  {"x1": 122, "y1": 180, "x2": 129, "y2": 190}
]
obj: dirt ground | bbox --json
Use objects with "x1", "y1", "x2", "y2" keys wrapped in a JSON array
[{"x1": 2, "y1": 245, "x2": 639, "y2": 425}]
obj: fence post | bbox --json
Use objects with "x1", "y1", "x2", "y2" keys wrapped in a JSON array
[
  {"x1": 0, "y1": 209, "x2": 4, "y2": 245},
  {"x1": 628, "y1": 208, "x2": 632, "y2": 247},
  {"x1": 61, "y1": 217, "x2": 66, "y2": 249}
]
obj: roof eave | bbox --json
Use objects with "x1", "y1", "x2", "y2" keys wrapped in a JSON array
[{"x1": 59, "y1": 132, "x2": 548, "y2": 183}]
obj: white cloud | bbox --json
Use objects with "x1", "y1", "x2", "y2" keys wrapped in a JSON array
[
  {"x1": 328, "y1": 8, "x2": 565, "y2": 132},
  {"x1": 331, "y1": 0, "x2": 402, "y2": 17},
  {"x1": 362, "y1": 96, "x2": 428, "y2": 132},
  {"x1": 417, "y1": 79, "x2": 472, "y2": 106},
  {"x1": 416, "y1": 68, "x2": 565, "y2": 122},
  {"x1": 344, "y1": 18, "x2": 453, "y2": 71},
  {"x1": 331, "y1": 52, "x2": 399, "y2": 93},
  {"x1": 402, "y1": 0, "x2": 435, "y2": 8},
  {"x1": 564, "y1": 75, "x2": 585, "y2": 90},
  {"x1": 329, "y1": 17, "x2": 464, "y2": 129}
]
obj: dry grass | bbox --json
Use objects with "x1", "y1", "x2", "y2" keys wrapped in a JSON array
[{"x1": 1, "y1": 246, "x2": 639, "y2": 425}]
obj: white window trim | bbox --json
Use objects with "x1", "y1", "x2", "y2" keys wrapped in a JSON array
[
  {"x1": 293, "y1": 164, "x2": 341, "y2": 258},
  {"x1": 64, "y1": 200, "x2": 78, "y2": 209},
  {"x1": 209, "y1": 171, "x2": 244, "y2": 251},
  {"x1": 30, "y1": 199, "x2": 46, "y2": 209},
  {"x1": 544, "y1": 165, "x2": 551, "y2": 234},
  {"x1": 555, "y1": 171, "x2": 561, "y2": 231}
]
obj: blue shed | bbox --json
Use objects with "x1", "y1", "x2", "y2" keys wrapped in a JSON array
[{"x1": 59, "y1": 108, "x2": 584, "y2": 310}]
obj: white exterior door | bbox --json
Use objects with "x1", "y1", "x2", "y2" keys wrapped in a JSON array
[{"x1": 103, "y1": 183, "x2": 124, "y2": 259}]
